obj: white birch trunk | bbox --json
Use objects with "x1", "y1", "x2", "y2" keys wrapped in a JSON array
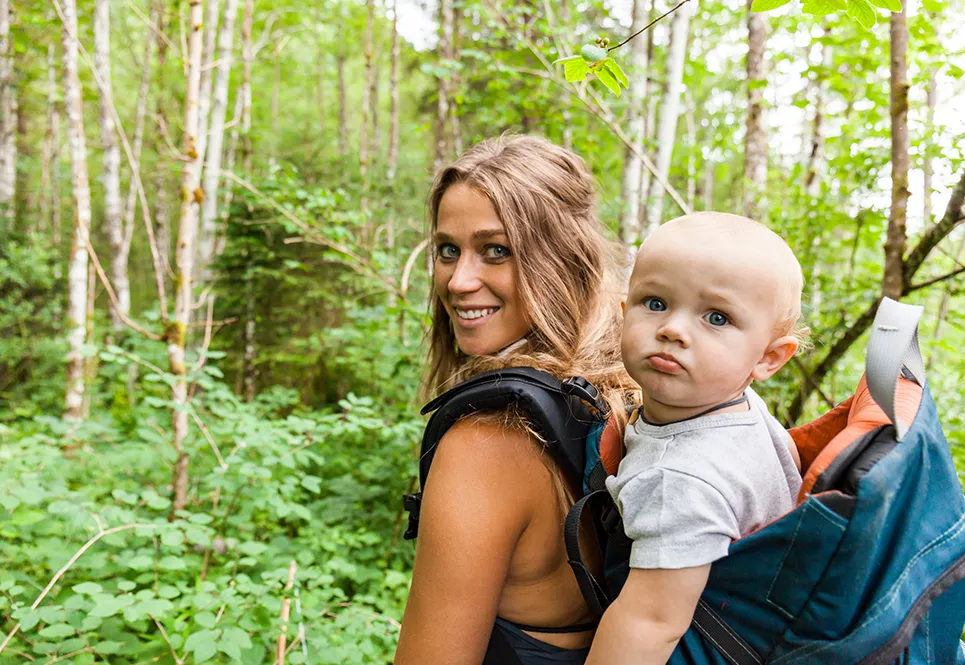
[
  {"x1": 198, "y1": 0, "x2": 238, "y2": 276},
  {"x1": 619, "y1": 0, "x2": 649, "y2": 246},
  {"x1": 196, "y1": 0, "x2": 220, "y2": 171},
  {"x1": 95, "y1": 0, "x2": 128, "y2": 332},
  {"x1": 219, "y1": 87, "x2": 242, "y2": 246},
  {"x1": 169, "y1": 0, "x2": 205, "y2": 515},
  {"x1": 744, "y1": 0, "x2": 767, "y2": 219},
  {"x1": 645, "y1": 3, "x2": 691, "y2": 232},
  {"x1": 61, "y1": 0, "x2": 92, "y2": 420},
  {"x1": 0, "y1": 0, "x2": 15, "y2": 223}
]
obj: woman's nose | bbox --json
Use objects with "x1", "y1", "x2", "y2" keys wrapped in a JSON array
[{"x1": 447, "y1": 255, "x2": 483, "y2": 294}]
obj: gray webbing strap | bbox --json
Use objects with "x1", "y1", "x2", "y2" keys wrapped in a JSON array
[{"x1": 866, "y1": 297, "x2": 925, "y2": 441}]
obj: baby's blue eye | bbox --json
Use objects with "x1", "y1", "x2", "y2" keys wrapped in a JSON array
[
  {"x1": 705, "y1": 311, "x2": 729, "y2": 327},
  {"x1": 643, "y1": 298, "x2": 666, "y2": 312}
]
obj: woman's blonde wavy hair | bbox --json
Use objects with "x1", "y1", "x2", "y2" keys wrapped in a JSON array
[{"x1": 423, "y1": 135, "x2": 640, "y2": 441}]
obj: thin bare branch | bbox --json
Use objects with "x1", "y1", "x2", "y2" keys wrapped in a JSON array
[
  {"x1": 151, "y1": 615, "x2": 184, "y2": 665},
  {"x1": 0, "y1": 524, "x2": 153, "y2": 655},
  {"x1": 608, "y1": 0, "x2": 691, "y2": 51},
  {"x1": 906, "y1": 265, "x2": 965, "y2": 293}
]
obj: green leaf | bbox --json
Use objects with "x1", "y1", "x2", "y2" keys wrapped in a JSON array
[
  {"x1": 117, "y1": 580, "x2": 136, "y2": 592},
  {"x1": 751, "y1": 0, "x2": 793, "y2": 10},
  {"x1": 159, "y1": 555, "x2": 186, "y2": 570},
  {"x1": 847, "y1": 0, "x2": 877, "y2": 27},
  {"x1": 594, "y1": 66, "x2": 621, "y2": 96},
  {"x1": 563, "y1": 58, "x2": 591, "y2": 83},
  {"x1": 185, "y1": 630, "x2": 221, "y2": 663},
  {"x1": 90, "y1": 595, "x2": 124, "y2": 618},
  {"x1": 18, "y1": 610, "x2": 40, "y2": 632},
  {"x1": 38, "y1": 623, "x2": 74, "y2": 639},
  {"x1": 603, "y1": 59, "x2": 629, "y2": 88},
  {"x1": 93, "y1": 641, "x2": 123, "y2": 655},
  {"x1": 921, "y1": 0, "x2": 944, "y2": 10},
  {"x1": 72, "y1": 582, "x2": 103, "y2": 596},
  {"x1": 221, "y1": 627, "x2": 252, "y2": 650},
  {"x1": 195, "y1": 611, "x2": 217, "y2": 629},
  {"x1": 802, "y1": 0, "x2": 842, "y2": 15},
  {"x1": 868, "y1": 0, "x2": 901, "y2": 10},
  {"x1": 579, "y1": 44, "x2": 607, "y2": 63},
  {"x1": 551, "y1": 54, "x2": 581, "y2": 65}
]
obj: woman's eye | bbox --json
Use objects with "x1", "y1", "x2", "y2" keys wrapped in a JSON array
[
  {"x1": 705, "y1": 311, "x2": 729, "y2": 327},
  {"x1": 437, "y1": 244, "x2": 458, "y2": 260},
  {"x1": 484, "y1": 244, "x2": 511, "y2": 260},
  {"x1": 643, "y1": 298, "x2": 666, "y2": 312}
]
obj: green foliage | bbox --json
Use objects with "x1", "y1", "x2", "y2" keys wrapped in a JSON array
[
  {"x1": 554, "y1": 38, "x2": 629, "y2": 96},
  {"x1": 0, "y1": 369, "x2": 421, "y2": 663}
]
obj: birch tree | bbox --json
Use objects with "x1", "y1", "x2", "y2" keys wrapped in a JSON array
[
  {"x1": 169, "y1": 0, "x2": 205, "y2": 513},
  {"x1": 386, "y1": 0, "x2": 400, "y2": 185},
  {"x1": 0, "y1": 0, "x2": 14, "y2": 224},
  {"x1": 645, "y1": 2, "x2": 691, "y2": 232},
  {"x1": 883, "y1": 7, "x2": 908, "y2": 301},
  {"x1": 198, "y1": 0, "x2": 239, "y2": 276},
  {"x1": 744, "y1": 0, "x2": 767, "y2": 219},
  {"x1": 60, "y1": 0, "x2": 92, "y2": 420},
  {"x1": 95, "y1": 0, "x2": 129, "y2": 333},
  {"x1": 196, "y1": 0, "x2": 220, "y2": 169},
  {"x1": 619, "y1": 0, "x2": 649, "y2": 245},
  {"x1": 40, "y1": 42, "x2": 62, "y2": 241}
]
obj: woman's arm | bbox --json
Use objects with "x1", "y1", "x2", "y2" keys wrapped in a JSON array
[{"x1": 394, "y1": 418, "x2": 543, "y2": 665}]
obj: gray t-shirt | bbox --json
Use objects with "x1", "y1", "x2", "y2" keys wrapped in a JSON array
[{"x1": 606, "y1": 387, "x2": 802, "y2": 569}]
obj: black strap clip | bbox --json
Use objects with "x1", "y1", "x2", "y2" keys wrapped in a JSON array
[
  {"x1": 403, "y1": 493, "x2": 422, "y2": 540},
  {"x1": 561, "y1": 376, "x2": 610, "y2": 417}
]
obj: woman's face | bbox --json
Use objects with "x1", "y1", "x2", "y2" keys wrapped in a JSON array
[{"x1": 433, "y1": 183, "x2": 530, "y2": 356}]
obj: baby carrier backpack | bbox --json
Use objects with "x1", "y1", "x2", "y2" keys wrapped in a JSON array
[{"x1": 403, "y1": 298, "x2": 965, "y2": 664}]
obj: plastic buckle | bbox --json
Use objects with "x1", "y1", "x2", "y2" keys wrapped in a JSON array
[
  {"x1": 561, "y1": 377, "x2": 610, "y2": 417},
  {"x1": 403, "y1": 493, "x2": 422, "y2": 540}
]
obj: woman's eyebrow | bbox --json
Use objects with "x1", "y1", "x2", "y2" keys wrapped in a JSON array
[{"x1": 433, "y1": 229, "x2": 507, "y2": 243}]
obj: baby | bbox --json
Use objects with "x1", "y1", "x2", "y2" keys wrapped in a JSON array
[{"x1": 586, "y1": 212, "x2": 804, "y2": 665}]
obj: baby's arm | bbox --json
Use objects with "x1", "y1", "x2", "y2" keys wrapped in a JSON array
[{"x1": 585, "y1": 564, "x2": 710, "y2": 665}]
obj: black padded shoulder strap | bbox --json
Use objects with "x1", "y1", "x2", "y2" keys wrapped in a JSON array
[{"x1": 404, "y1": 367, "x2": 605, "y2": 540}]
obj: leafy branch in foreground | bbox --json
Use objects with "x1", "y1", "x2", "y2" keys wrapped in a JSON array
[{"x1": 751, "y1": 0, "x2": 904, "y2": 30}]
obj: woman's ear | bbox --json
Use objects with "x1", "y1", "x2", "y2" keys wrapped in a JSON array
[
  {"x1": 620, "y1": 300, "x2": 626, "y2": 317},
  {"x1": 751, "y1": 335, "x2": 799, "y2": 381}
]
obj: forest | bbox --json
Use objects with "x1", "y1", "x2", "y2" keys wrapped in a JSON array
[{"x1": 0, "y1": 0, "x2": 963, "y2": 660}]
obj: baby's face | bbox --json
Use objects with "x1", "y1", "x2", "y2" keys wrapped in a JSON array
[{"x1": 622, "y1": 218, "x2": 796, "y2": 423}]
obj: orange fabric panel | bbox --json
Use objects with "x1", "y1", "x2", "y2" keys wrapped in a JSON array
[
  {"x1": 789, "y1": 396, "x2": 854, "y2": 472},
  {"x1": 600, "y1": 416, "x2": 624, "y2": 476},
  {"x1": 797, "y1": 375, "x2": 923, "y2": 503}
]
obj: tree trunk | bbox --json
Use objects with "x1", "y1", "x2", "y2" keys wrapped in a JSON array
[
  {"x1": 82, "y1": 261, "x2": 96, "y2": 418},
  {"x1": 744, "y1": 0, "x2": 767, "y2": 220},
  {"x1": 883, "y1": 9, "x2": 909, "y2": 302},
  {"x1": 372, "y1": 55, "x2": 382, "y2": 163},
  {"x1": 95, "y1": 0, "x2": 129, "y2": 333},
  {"x1": 219, "y1": 87, "x2": 243, "y2": 245},
  {"x1": 241, "y1": 0, "x2": 253, "y2": 173},
  {"x1": 804, "y1": 34, "x2": 830, "y2": 197},
  {"x1": 923, "y1": 71, "x2": 936, "y2": 225},
  {"x1": 645, "y1": 2, "x2": 691, "y2": 232},
  {"x1": 61, "y1": 0, "x2": 92, "y2": 421},
  {"x1": 122, "y1": 1, "x2": 158, "y2": 263},
  {"x1": 685, "y1": 91, "x2": 696, "y2": 209},
  {"x1": 337, "y1": 54, "x2": 347, "y2": 158},
  {"x1": 450, "y1": 4, "x2": 463, "y2": 156},
  {"x1": 41, "y1": 43, "x2": 58, "y2": 235},
  {"x1": 0, "y1": 0, "x2": 14, "y2": 225},
  {"x1": 619, "y1": 0, "x2": 649, "y2": 246},
  {"x1": 387, "y1": 0, "x2": 400, "y2": 184},
  {"x1": 638, "y1": 0, "x2": 658, "y2": 230},
  {"x1": 169, "y1": 0, "x2": 205, "y2": 516},
  {"x1": 196, "y1": 0, "x2": 220, "y2": 170},
  {"x1": 560, "y1": 0, "x2": 572, "y2": 151},
  {"x1": 360, "y1": 0, "x2": 374, "y2": 216},
  {"x1": 153, "y1": 0, "x2": 170, "y2": 274},
  {"x1": 434, "y1": 0, "x2": 453, "y2": 174},
  {"x1": 198, "y1": 0, "x2": 238, "y2": 277},
  {"x1": 243, "y1": 271, "x2": 255, "y2": 402}
]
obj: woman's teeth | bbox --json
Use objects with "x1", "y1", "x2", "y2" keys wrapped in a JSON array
[{"x1": 456, "y1": 307, "x2": 499, "y2": 320}]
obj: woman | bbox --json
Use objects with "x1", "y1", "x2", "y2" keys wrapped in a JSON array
[{"x1": 395, "y1": 135, "x2": 639, "y2": 665}]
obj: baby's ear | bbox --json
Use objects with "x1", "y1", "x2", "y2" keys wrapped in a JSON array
[{"x1": 751, "y1": 336, "x2": 799, "y2": 382}]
